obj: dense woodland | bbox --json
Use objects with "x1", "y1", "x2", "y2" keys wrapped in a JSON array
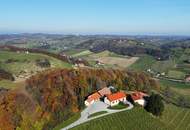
[
  {"x1": 0, "y1": 68, "x2": 160, "y2": 130},
  {"x1": 89, "y1": 40, "x2": 170, "y2": 60}
]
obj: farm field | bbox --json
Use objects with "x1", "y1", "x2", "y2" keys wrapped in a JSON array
[
  {"x1": 159, "y1": 104, "x2": 190, "y2": 130},
  {"x1": 0, "y1": 51, "x2": 72, "y2": 76},
  {"x1": 128, "y1": 55, "x2": 156, "y2": 71},
  {"x1": 63, "y1": 49, "x2": 87, "y2": 56},
  {"x1": 72, "y1": 50, "x2": 93, "y2": 57},
  {"x1": 160, "y1": 79, "x2": 190, "y2": 89},
  {"x1": 71, "y1": 104, "x2": 190, "y2": 130},
  {"x1": 0, "y1": 51, "x2": 72, "y2": 89},
  {"x1": 96, "y1": 56, "x2": 139, "y2": 68},
  {"x1": 167, "y1": 70, "x2": 186, "y2": 79},
  {"x1": 72, "y1": 50, "x2": 139, "y2": 68},
  {"x1": 71, "y1": 107, "x2": 168, "y2": 130}
]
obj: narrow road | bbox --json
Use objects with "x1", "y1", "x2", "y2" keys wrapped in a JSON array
[{"x1": 61, "y1": 101, "x2": 133, "y2": 130}]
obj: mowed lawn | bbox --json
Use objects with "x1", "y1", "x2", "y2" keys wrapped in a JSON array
[{"x1": 71, "y1": 104, "x2": 190, "y2": 130}]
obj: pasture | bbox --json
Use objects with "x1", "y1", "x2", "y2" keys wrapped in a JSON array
[
  {"x1": 128, "y1": 55, "x2": 156, "y2": 71},
  {"x1": 0, "y1": 51, "x2": 72, "y2": 89},
  {"x1": 0, "y1": 51, "x2": 71, "y2": 76},
  {"x1": 72, "y1": 50, "x2": 139, "y2": 68}
]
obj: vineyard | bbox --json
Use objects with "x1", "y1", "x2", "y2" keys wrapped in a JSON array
[
  {"x1": 71, "y1": 107, "x2": 168, "y2": 130},
  {"x1": 71, "y1": 104, "x2": 190, "y2": 130},
  {"x1": 160, "y1": 104, "x2": 190, "y2": 130}
]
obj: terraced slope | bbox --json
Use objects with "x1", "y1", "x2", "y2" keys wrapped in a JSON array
[
  {"x1": 71, "y1": 104, "x2": 190, "y2": 130},
  {"x1": 71, "y1": 107, "x2": 168, "y2": 130}
]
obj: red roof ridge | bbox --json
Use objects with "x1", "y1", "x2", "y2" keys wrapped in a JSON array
[{"x1": 106, "y1": 92, "x2": 126, "y2": 102}]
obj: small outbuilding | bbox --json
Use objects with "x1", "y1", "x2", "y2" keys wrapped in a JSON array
[
  {"x1": 131, "y1": 92, "x2": 148, "y2": 106},
  {"x1": 185, "y1": 76, "x2": 190, "y2": 82}
]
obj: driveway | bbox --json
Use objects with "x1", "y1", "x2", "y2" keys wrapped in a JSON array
[{"x1": 61, "y1": 101, "x2": 133, "y2": 130}]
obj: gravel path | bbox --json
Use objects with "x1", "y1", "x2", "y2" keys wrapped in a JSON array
[{"x1": 61, "y1": 101, "x2": 134, "y2": 130}]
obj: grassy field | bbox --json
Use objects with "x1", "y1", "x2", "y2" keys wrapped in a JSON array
[
  {"x1": 72, "y1": 50, "x2": 93, "y2": 57},
  {"x1": 71, "y1": 104, "x2": 190, "y2": 130},
  {"x1": 0, "y1": 80, "x2": 25, "y2": 89},
  {"x1": 151, "y1": 59, "x2": 176, "y2": 73},
  {"x1": 129, "y1": 55, "x2": 156, "y2": 71},
  {"x1": 64, "y1": 49, "x2": 88, "y2": 56},
  {"x1": 160, "y1": 79, "x2": 190, "y2": 89},
  {"x1": 72, "y1": 50, "x2": 139, "y2": 68},
  {"x1": 167, "y1": 70, "x2": 186, "y2": 79},
  {"x1": 88, "y1": 111, "x2": 107, "y2": 118},
  {"x1": 0, "y1": 51, "x2": 72, "y2": 89},
  {"x1": 0, "y1": 51, "x2": 72, "y2": 76},
  {"x1": 53, "y1": 113, "x2": 81, "y2": 130}
]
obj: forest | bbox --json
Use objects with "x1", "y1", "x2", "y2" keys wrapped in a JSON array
[{"x1": 0, "y1": 68, "x2": 160, "y2": 130}]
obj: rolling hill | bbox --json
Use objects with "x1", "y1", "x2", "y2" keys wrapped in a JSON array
[{"x1": 71, "y1": 104, "x2": 190, "y2": 130}]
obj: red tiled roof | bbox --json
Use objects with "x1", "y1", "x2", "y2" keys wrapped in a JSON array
[
  {"x1": 107, "y1": 92, "x2": 126, "y2": 102},
  {"x1": 88, "y1": 92, "x2": 101, "y2": 100},
  {"x1": 86, "y1": 98, "x2": 93, "y2": 103},
  {"x1": 131, "y1": 92, "x2": 147, "y2": 101},
  {"x1": 98, "y1": 87, "x2": 111, "y2": 97}
]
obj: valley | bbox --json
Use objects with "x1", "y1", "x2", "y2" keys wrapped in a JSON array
[{"x1": 0, "y1": 34, "x2": 190, "y2": 130}]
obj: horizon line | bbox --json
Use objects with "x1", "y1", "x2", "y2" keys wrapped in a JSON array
[{"x1": 0, "y1": 32, "x2": 190, "y2": 37}]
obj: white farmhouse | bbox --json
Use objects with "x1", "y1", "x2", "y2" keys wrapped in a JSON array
[{"x1": 104, "y1": 92, "x2": 126, "y2": 106}]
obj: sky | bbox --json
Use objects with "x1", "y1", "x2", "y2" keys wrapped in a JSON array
[{"x1": 0, "y1": 0, "x2": 190, "y2": 35}]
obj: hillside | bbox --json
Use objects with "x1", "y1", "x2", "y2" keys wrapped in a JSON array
[
  {"x1": 71, "y1": 104, "x2": 190, "y2": 130},
  {"x1": 0, "y1": 50, "x2": 72, "y2": 89},
  {"x1": 70, "y1": 50, "x2": 139, "y2": 68},
  {"x1": 0, "y1": 68, "x2": 160, "y2": 130}
]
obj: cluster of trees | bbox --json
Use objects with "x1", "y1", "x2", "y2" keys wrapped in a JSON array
[
  {"x1": 0, "y1": 89, "x2": 37, "y2": 130},
  {"x1": 145, "y1": 93, "x2": 164, "y2": 116},
  {"x1": 25, "y1": 68, "x2": 159, "y2": 129},
  {"x1": 0, "y1": 68, "x2": 160, "y2": 130},
  {"x1": 35, "y1": 59, "x2": 51, "y2": 68},
  {"x1": 90, "y1": 40, "x2": 170, "y2": 60},
  {"x1": 0, "y1": 69, "x2": 14, "y2": 81}
]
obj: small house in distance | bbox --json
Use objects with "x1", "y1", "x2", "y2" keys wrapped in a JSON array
[
  {"x1": 85, "y1": 92, "x2": 101, "y2": 106},
  {"x1": 131, "y1": 92, "x2": 148, "y2": 106},
  {"x1": 104, "y1": 92, "x2": 126, "y2": 106},
  {"x1": 185, "y1": 75, "x2": 190, "y2": 82}
]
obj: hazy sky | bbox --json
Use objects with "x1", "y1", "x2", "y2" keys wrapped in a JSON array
[{"x1": 0, "y1": 0, "x2": 190, "y2": 35}]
